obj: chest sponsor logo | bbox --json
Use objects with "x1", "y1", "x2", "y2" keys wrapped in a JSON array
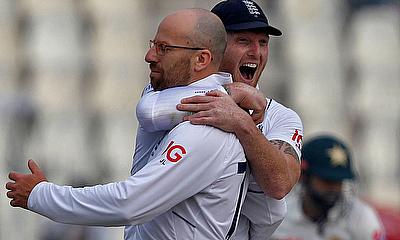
[
  {"x1": 291, "y1": 129, "x2": 303, "y2": 150},
  {"x1": 160, "y1": 140, "x2": 187, "y2": 165}
]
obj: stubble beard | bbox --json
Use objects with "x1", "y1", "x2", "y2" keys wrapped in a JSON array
[{"x1": 163, "y1": 57, "x2": 192, "y2": 89}]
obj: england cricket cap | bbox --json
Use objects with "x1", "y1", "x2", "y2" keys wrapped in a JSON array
[
  {"x1": 211, "y1": 0, "x2": 282, "y2": 36},
  {"x1": 301, "y1": 135, "x2": 355, "y2": 181}
]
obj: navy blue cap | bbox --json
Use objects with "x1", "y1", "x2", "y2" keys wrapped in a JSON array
[
  {"x1": 302, "y1": 135, "x2": 355, "y2": 181},
  {"x1": 211, "y1": 0, "x2": 282, "y2": 36}
]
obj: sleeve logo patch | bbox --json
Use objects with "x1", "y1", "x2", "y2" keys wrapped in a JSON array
[
  {"x1": 160, "y1": 141, "x2": 187, "y2": 164},
  {"x1": 291, "y1": 129, "x2": 303, "y2": 150}
]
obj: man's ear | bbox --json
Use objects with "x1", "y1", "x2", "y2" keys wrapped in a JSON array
[{"x1": 193, "y1": 50, "x2": 212, "y2": 72}]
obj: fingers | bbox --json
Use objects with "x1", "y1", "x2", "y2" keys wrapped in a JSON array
[
  {"x1": 28, "y1": 159, "x2": 42, "y2": 175},
  {"x1": 251, "y1": 111, "x2": 265, "y2": 124},
  {"x1": 10, "y1": 199, "x2": 20, "y2": 207},
  {"x1": 188, "y1": 117, "x2": 214, "y2": 125},
  {"x1": 177, "y1": 103, "x2": 211, "y2": 112},
  {"x1": 180, "y1": 90, "x2": 226, "y2": 104},
  {"x1": 6, "y1": 190, "x2": 15, "y2": 198},
  {"x1": 180, "y1": 95, "x2": 215, "y2": 104},
  {"x1": 8, "y1": 172, "x2": 21, "y2": 181},
  {"x1": 6, "y1": 182, "x2": 17, "y2": 205},
  {"x1": 10, "y1": 198, "x2": 27, "y2": 209},
  {"x1": 5, "y1": 182, "x2": 16, "y2": 191},
  {"x1": 184, "y1": 114, "x2": 215, "y2": 126},
  {"x1": 178, "y1": 92, "x2": 234, "y2": 113},
  {"x1": 184, "y1": 110, "x2": 209, "y2": 120},
  {"x1": 205, "y1": 90, "x2": 226, "y2": 97},
  {"x1": 250, "y1": 99, "x2": 267, "y2": 124},
  {"x1": 223, "y1": 82, "x2": 246, "y2": 92}
]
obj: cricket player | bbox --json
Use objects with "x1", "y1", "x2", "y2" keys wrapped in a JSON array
[
  {"x1": 271, "y1": 135, "x2": 385, "y2": 240},
  {"x1": 135, "y1": 1, "x2": 304, "y2": 239},
  {"x1": 6, "y1": 9, "x2": 249, "y2": 240}
]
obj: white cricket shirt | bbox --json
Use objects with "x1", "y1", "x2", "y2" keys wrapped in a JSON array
[
  {"x1": 271, "y1": 186, "x2": 386, "y2": 240},
  {"x1": 233, "y1": 99, "x2": 303, "y2": 240},
  {"x1": 136, "y1": 77, "x2": 304, "y2": 240},
  {"x1": 28, "y1": 73, "x2": 249, "y2": 240}
]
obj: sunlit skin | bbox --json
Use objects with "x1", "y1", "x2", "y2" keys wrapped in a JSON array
[
  {"x1": 145, "y1": 11, "x2": 217, "y2": 91},
  {"x1": 5, "y1": 8, "x2": 221, "y2": 210},
  {"x1": 145, "y1": 12, "x2": 198, "y2": 91},
  {"x1": 177, "y1": 30, "x2": 271, "y2": 127},
  {"x1": 220, "y1": 31, "x2": 269, "y2": 87},
  {"x1": 177, "y1": 29, "x2": 301, "y2": 199},
  {"x1": 5, "y1": 160, "x2": 47, "y2": 209}
]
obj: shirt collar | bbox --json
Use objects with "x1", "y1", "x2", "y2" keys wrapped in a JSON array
[{"x1": 189, "y1": 72, "x2": 232, "y2": 87}]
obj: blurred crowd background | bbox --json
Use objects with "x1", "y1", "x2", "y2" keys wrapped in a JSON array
[{"x1": 0, "y1": 0, "x2": 399, "y2": 239}]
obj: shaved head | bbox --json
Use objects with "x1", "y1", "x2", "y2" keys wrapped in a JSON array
[
  {"x1": 188, "y1": 9, "x2": 227, "y2": 67},
  {"x1": 164, "y1": 9, "x2": 227, "y2": 68},
  {"x1": 146, "y1": 8, "x2": 228, "y2": 90}
]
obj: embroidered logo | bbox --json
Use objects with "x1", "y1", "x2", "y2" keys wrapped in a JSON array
[
  {"x1": 291, "y1": 129, "x2": 303, "y2": 150},
  {"x1": 327, "y1": 145, "x2": 348, "y2": 167},
  {"x1": 160, "y1": 141, "x2": 187, "y2": 164},
  {"x1": 242, "y1": 0, "x2": 261, "y2": 16}
]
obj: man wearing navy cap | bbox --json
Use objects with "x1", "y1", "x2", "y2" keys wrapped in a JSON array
[
  {"x1": 212, "y1": 0, "x2": 282, "y2": 35},
  {"x1": 178, "y1": 1, "x2": 303, "y2": 239},
  {"x1": 271, "y1": 135, "x2": 385, "y2": 240},
  {"x1": 136, "y1": 0, "x2": 303, "y2": 239}
]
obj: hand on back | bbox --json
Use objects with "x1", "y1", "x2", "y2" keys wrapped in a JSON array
[
  {"x1": 177, "y1": 82, "x2": 266, "y2": 132},
  {"x1": 224, "y1": 82, "x2": 266, "y2": 124}
]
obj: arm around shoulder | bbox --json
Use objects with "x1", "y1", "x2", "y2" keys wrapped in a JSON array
[
  {"x1": 235, "y1": 104, "x2": 303, "y2": 199},
  {"x1": 137, "y1": 85, "x2": 219, "y2": 132}
]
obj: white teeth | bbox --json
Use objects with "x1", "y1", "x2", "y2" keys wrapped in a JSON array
[{"x1": 242, "y1": 63, "x2": 257, "y2": 68}]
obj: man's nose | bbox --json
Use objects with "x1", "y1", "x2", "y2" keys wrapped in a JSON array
[
  {"x1": 145, "y1": 46, "x2": 158, "y2": 63},
  {"x1": 247, "y1": 42, "x2": 261, "y2": 57}
]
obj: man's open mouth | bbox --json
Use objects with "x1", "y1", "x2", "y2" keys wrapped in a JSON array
[{"x1": 239, "y1": 63, "x2": 257, "y2": 80}]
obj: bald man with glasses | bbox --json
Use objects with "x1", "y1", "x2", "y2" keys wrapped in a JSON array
[{"x1": 6, "y1": 8, "x2": 249, "y2": 240}]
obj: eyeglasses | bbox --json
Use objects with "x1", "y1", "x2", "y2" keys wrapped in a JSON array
[{"x1": 149, "y1": 40, "x2": 206, "y2": 56}]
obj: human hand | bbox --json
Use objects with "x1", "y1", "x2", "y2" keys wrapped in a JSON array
[
  {"x1": 6, "y1": 159, "x2": 47, "y2": 209},
  {"x1": 223, "y1": 82, "x2": 266, "y2": 124},
  {"x1": 177, "y1": 90, "x2": 254, "y2": 133}
]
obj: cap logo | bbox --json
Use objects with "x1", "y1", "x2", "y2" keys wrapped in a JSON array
[
  {"x1": 327, "y1": 145, "x2": 347, "y2": 167},
  {"x1": 242, "y1": 0, "x2": 261, "y2": 16}
]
